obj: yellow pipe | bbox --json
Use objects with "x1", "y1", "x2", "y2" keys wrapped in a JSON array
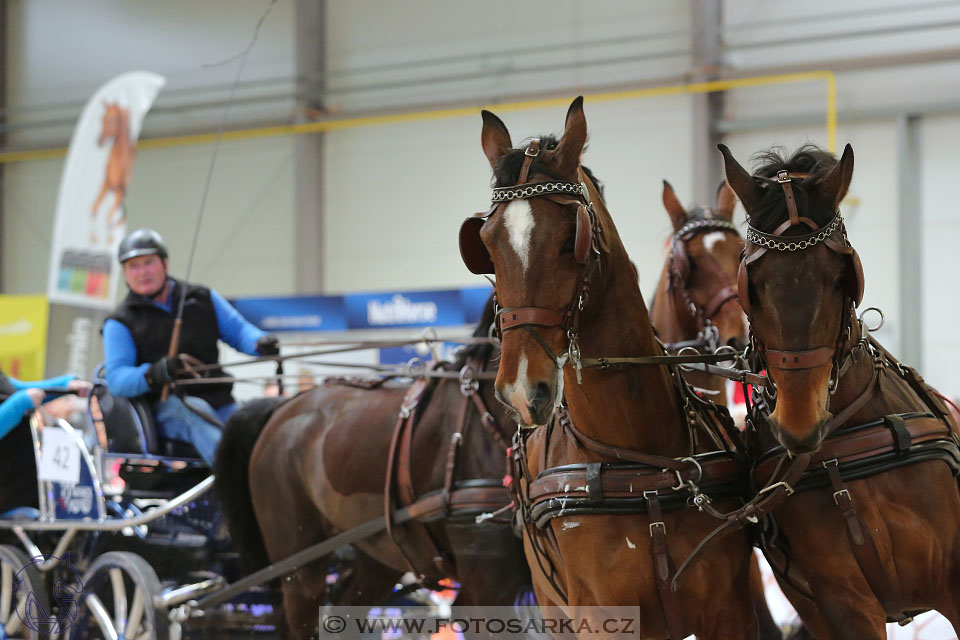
[{"x1": 0, "y1": 70, "x2": 837, "y2": 164}]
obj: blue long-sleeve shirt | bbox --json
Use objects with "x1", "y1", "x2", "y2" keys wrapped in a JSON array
[
  {"x1": 0, "y1": 374, "x2": 76, "y2": 441},
  {"x1": 102, "y1": 281, "x2": 265, "y2": 398}
]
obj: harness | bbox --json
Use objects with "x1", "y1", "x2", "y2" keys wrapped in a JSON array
[
  {"x1": 725, "y1": 170, "x2": 960, "y2": 625},
  {"x1": 662, "y1": 215, "x2": 741, "y2": 354},
  {"x1": 465, "y1": 141, "x2": 761, "y2": 640},
  {"x1": 382, "y1": 357, "x2": 514, "y2": 581}
]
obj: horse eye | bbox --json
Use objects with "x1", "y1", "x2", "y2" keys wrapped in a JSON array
[{"x1": 560, "y1": 235, "x2": 575, "y2": 255}]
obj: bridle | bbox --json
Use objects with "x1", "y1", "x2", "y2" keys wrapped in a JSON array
[
  {"x1": 740, "y1": 170, "x2": 865, "y2": 404},
  {"x1": 459, "y1": 138, "x2": 609, "y2": 381},
  {"x1": 664, "y1": 215, "x2": 741, "y2": 352}
]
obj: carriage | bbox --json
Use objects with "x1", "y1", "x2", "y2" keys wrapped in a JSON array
[
  {"x1": 0, "y1": 365, "x2": 282, "y2": 639},
  {"x1": 0, "y1": 349, "x2": 518, "y2": 640}
]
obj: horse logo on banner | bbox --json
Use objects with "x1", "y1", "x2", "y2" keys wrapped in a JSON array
[{"x1": 91, "y1": 102, "x2": 135, "y2": 245}]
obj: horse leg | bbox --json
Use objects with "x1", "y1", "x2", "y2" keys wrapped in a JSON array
[
  {"x1": 749, "y1": 552, "x2": 783, "y2": 640},
  {"x1": 104, "y1": 191, "x2": 123, "y2": 244},
  {"x1": 334, "y1": 553, "x2": 403, "y2": 605},
  {"x1": 282, "y1": 561, "x2": 330, "y2": 640},
  {"x1": 90, "y1": 182, "x2": 109, "y2": 243}
]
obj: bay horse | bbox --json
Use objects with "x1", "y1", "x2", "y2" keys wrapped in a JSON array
[
  {"x1": 650, "y1": 179, "x2": 747, "y2": 404},
  {"x1": 649, "y1": 182, "x2": 784, "y2": 639},
  {"x1": 719, "y1": 143, "x2": 960, "y2": 639},
  {"x1": 462, "y1": 97, "x2": 758, "y2": 638},
  {"x1": 92, "y1": 102, "x2": 135, "y2": 245},
  {"x1": 214, "y1": 301, "x2": 530, "y2": 639}
]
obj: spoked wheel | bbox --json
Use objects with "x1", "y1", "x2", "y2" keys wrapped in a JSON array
[
  {"x1": 70, "y1": 552, "x2": 167, "y2": 640},
  {"x1": 0, "y1": 544, "x2": 50, "y2": 640}
]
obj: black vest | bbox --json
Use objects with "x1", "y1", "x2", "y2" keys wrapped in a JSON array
[
  {"x1": 0, "y1": 374, "x2": 40, "y2": 513},
  {"x1": 107, "y1": 279, "x2": 234, "y2": 407}
]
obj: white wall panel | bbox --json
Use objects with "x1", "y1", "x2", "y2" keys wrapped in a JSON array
[
  {"x1": 920, "y1": 115, "x2": 960, "y2": 398},
  {"x1": 6, "y1": 0, "x2": 296, "y2": 145},
  {"x1": 322, "y1": 95, "x2": 693, "y2": 296},
  {"x1": 325, "y1": 0, "x2": 692, "y2": 112},
  {"x1": 2, "y1": 136, "x2": 297, "y2": 299}
]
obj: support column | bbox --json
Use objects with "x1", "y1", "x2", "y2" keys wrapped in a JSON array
[
  {"x1": 294, "y1": 0, "x2": 325, "y2": 293},
  {"x1": 691, "y1": 0, "x2": 724, "y2": 204},
  {"x1": 897, "y1": 114, "x2": 922, "y2": 371}
]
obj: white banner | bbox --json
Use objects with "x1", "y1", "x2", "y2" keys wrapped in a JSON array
[{"x1": 46, "y1": 71, "x2": 166, "y2": 309}]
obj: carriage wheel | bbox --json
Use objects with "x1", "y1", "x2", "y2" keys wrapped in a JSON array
[
  {"x1": 70, "y1": 552, "x2": 167, "y2": 640},
  {"x1": 0, "y1": 544, "x2": 50, "y2": 640}
]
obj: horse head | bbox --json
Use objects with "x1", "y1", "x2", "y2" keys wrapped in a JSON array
[{"x1": 721, "y1": 143, "x2": 861, "y2": 453}]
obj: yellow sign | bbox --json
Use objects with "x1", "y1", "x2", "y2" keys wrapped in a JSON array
[{"x1": 0, "y1": 295, "x2": 49, "y2": 380}]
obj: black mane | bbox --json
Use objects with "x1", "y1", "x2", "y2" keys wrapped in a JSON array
[
  {"x1": 748, "y1": 144, "x2": 839, "y2": 235},
  {"x1": 453, "y1": 292, "x2": 498, "y2": 370},
  {"x1": 493, "y1": 135, "x2": 604, "y2": 197}
]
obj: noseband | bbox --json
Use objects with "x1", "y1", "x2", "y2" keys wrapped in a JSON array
[{"x1": 740, "y1": 170, "x2": 865, "y2": 386}]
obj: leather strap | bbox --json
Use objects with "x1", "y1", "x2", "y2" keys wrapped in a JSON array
[
  {"x1": 777, "y1": 171, "x2": 801, "y2": 227},
  {"x1": 384, "y1": 387, "x2": 424, "y2": 575},
  {"x1": 755, "y1": 416, "x2": 950, "y2": 481},
  {"x1": 388, "y1": 376, "x2": 456, "y2": 577},
  {"x1": 559, "y1": 407, "x2": 690, "y2": 471},
  {"x1": 669, "y1": 451, "x2": 813, "y2": 591},
  {"x1": 765, "y1": 346, "x2": 835, "y2": 370},
  {"x1": 645, "y1": 490, "x2": 685, "y2": 640},
  {"x1": 527, "y1": 456, "x2": 744, "y2": 503},
  {"x1": 517, "y1": 138, "x2": 540, "y2": 184},
  {"x1": 703, "y1": 285, "x2": 739, "y2": 320},
  {"x1": 823, "y1": 459, "x2": 913, "y2": 625},
  {"x1": 498, "y1": 307, "x2": 565, "y2": 333},
  {"x1": 443, "y1": 393, "x2": 471, "y2": 511}
]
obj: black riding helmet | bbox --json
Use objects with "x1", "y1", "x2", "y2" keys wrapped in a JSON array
[{"x1": 118, "y1": 228, "x2": 168, "y2": 264}]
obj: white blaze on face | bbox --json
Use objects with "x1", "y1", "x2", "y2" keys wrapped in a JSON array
[
  {"x1": 504, "y1": 353, "x2": 534, "y2": 425},
  {"x1": 702, "y1": 231, "x2": 726, "y2": 254},
  {"x1": 504, "y1": 200, "x2": 535, "y2": 270}
]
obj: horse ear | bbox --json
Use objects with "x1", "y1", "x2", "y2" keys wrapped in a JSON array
[
  {"x1": 661, "y1": 181, "x2": 687, "y2": 231},
  {"x1": 480, "y1": 110, "x2": 512, "y2": 170},
  {"x1": 549, "y1": 96, "x2": 587, "y2": 178},
  {"x1": 716, "y1": 181, "x2": 737, "y2": 221},
  {"x1": 817, "y1": 143, "x2": 854, "y2": 209},
  {"x1": 718, "y1": 144, "x2": 763, "y2": 217}
]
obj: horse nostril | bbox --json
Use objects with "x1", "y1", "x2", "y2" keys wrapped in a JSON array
[
  {"x1": 727, "y1": 337, "x2": 746, "y2": 351},
  {"x1": 532, "y1": 382, "x2": 552, "y2": 407}
]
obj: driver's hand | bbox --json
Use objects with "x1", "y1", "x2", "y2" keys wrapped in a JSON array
[
  {"x1": 26, "y1": 388, "x2": 46, "y2": 408},
  {"x1": 67, "y1": 379, "x2": 93, "y2": 397}
]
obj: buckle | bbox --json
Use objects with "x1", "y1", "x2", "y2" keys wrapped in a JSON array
[
  {"x1": 757, "y1": 480, "x2": 794, "y2": 498},
  {"x1": 777, "y1": 170, "x2": 791, "y2": 183},
  {"x1": 649, "y1": 521, "x2": 666, "y2": 537},
  {"x1": 832, "y1": 488, "x2": 851, "y2": 506},
  {"x1": 670, "y1": 457, "x2": 704, "y2": 491},
  {"x1": 525, "y1": 138, "x2": 541, "y2": 157}
]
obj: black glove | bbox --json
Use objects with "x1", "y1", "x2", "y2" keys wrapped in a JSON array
[
  {"x1": 144, "y1": 356, "x2": 184, "y2": 390},
  {"x1": 256, "y1": 334, "x2": 280, "y2": 356}
]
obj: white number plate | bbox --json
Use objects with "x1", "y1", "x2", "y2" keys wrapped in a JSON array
[{"x1": 39, "y1": 428, "x2": 81, "y2": 484}]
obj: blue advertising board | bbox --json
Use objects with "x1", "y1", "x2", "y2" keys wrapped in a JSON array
[
  {"x1": 231, "y1": 286, "x2": 492, "y2": 333},
  {"x1": 229, "y1": 295, "x2": 347, "y2": 332}
]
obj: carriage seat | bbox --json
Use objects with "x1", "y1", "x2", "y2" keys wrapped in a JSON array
[{"x1": 91, "y1": 364, "x2": 203, "y2": 460}]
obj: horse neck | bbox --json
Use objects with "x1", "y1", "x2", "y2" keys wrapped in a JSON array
[
  {"x1": 562, "y1": 240, "x2": 689, "y2": 457},
  {"x1": 650, "y1": 253, "x2": 696, "y2": 344}
]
